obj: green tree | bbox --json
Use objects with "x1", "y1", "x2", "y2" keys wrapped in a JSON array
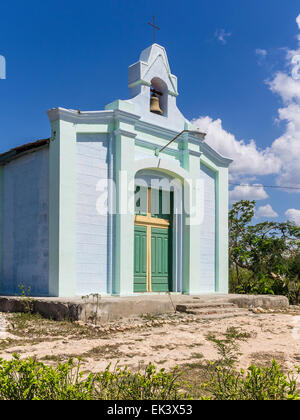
[
  {"x1": 287, "y1": 253, "x2": 300, "y2": 304},
  {"x1": 229, "y1": 200, "x2": 300, "y2": 301}
]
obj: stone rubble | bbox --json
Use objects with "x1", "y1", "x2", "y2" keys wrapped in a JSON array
[
  {"x1": 73, "y1": 312, "x2": 199, "y2": 335},
  {"x1": 72, "y1": 305, "x2": 300, "y2": 335},
  {"x1": 250, "y1": 305, "x2": 300, "y2": 315},
  {"x1": 1, "y1": 304, "x2": 300, "y2": 341},
  {"x1": 0, "y1": 313, "x2": 10, "y2": 339}
]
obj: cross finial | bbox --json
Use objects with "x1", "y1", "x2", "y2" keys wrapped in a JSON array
[{"x1": 148, "y1": 16, "x2": 160, "y2": 43}]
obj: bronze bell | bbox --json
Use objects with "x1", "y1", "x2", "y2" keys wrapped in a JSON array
[{"x1": 150, "y1": 93, "x2": 163, "y2": 115}]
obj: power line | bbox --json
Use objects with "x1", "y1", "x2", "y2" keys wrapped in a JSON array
[{"x1": 229, "y1": 183, "x2": 300, "y2": 191}]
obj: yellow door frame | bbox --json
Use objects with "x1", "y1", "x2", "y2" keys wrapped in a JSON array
[{"x1": 134, "y1": 188, "x2": 170, "y2": 292}]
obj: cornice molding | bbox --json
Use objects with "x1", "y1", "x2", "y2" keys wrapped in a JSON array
[
  {"x1": 136, "y1": 120, "x2": 205, "y2": 146},
  {"x1": 189, "y1": 150, "x2": 203, "y2": 158},
  {"x1": 113, "y1": 109, "x2": 141, "y2": 124},
  {"x1": 114, "y1": 128, "x2": 137, "y2": 139},
  {"x1": 47, "y1": 107, "x2": 141, "y2": 127},
  {"x1": 135, "y1": 138, "x2": 178, "y2": 157},
  {"x1": 128, "y1": 80, "x2": 151, "y2": 89},
  {"x1": 46, "y1": 107, "x2": 231, "y2": 167},
  {"x1": 135, "y1": 121, "x2": 178, "y2": 140},
  {"x1": 200, "y1": 142, "x2": 233, "y2": 167},
  {"x1": 47, "y1": 107, "x2": 114, "y2": 124},
  {"x1": 136, "y1": 137, "x2": 202, "y2": 158}
]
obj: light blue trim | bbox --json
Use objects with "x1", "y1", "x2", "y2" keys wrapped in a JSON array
[
  {"x1": 200, "y1": 142, "x2": 233, "y2": 168},
  {"x1": 0, "y1": 166, "x2": 2, "y2": 292},
  {"x1": 214, "y1": 167, "x2": 229, "y2": 293},
  {"x1": 107, "y1": 133, "x2": 114, "y2": 294},
  {"x1": 49, "y1": 120, "x2": 77, "y2": 297}
]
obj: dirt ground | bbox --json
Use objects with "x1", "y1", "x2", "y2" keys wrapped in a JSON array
[{"x1": 0, "y1": 309, "x2": 300, "y2": 380}]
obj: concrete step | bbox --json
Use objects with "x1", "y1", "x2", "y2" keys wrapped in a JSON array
[
  {"x1": 185, "y1": 307, "x2": 248, "y2": 316},
  {"x1": 176, "y1": 302, "x2": 237, "y2": 312},
  {"x1": 176, "y1": 302, "x2": 250, "y2": 319}
]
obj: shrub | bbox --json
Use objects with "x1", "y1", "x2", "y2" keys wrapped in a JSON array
[
  {"x1": 204, "y1": 361, "x2": 299, "y2": 400},
  {"x1": 0, "y1": 339, "x2": 299, "y2": 400},
  {"x1": 0, "y1": 355, "x2": 188, "y2": 400},
  {"x1": 202, "y1": 327, "x2": 300, "y2": 400},
  {"x1": 0, "y1": 355, "x2": 95, "y2": 400}
]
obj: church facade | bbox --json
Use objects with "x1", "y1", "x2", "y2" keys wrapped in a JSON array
[{"x1": 0, "y1": 44, "x2": 232, "y2": 297}]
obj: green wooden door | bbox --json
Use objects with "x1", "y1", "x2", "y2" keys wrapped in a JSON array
[
  {"x1": 151, "y1": 227, "x2": 172, "y2": 292},
  {"x1": 134, "y1": 225, "x2": 147, "y2": 292}
]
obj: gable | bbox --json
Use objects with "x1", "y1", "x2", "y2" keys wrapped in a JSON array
[{"x1": 128, "y1": 44, "x2": 178, "y2": 96}]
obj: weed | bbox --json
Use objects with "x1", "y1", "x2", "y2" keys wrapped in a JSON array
[
  {"x1": 205, "y1": 327, "x2": 250, "y2": 368},
  {"x1": 17, "y1": 284, "x2": 34, "y2": 314},
  {"x1": 166, "y1": 292, "x2": 177, "y2": 313},
  {"x1": 201, "y1": 327, "x2": 300, "y2": 400},
  {"x1": 191, "y1": 353, "x2": 204, "y2": 360}
]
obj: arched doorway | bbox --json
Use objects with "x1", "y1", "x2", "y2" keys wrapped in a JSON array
[{"x1": 133, "y1": 169, "x2": 184, "y2": 293}]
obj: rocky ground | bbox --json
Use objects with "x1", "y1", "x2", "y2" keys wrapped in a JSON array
[
  {"x1": 0, "y1": 306, "x2": 300, "y2": 379},
  {"x1": 0, "y1": 314, "x2": 13, "y2": 340}
]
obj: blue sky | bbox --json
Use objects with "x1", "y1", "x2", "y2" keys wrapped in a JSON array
[{"x1": 0, "y1": 0, "x2": 300, "y2": 224}]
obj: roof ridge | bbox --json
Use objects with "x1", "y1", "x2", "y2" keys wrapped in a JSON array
[{"x1": 0, "y1": 138, "x2": 50, "y2": 163}]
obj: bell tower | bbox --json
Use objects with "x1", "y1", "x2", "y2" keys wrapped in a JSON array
[{"x1": 127, "y1": 44, "x2": 179, "y2": 123}]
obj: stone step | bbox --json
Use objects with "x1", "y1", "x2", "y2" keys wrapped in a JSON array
[
  {"x1": 184, "y1": 307, "x2": 248, "y2": 316},
  {"x1": 176, "y1": 303, "x2": 250, "y2": 318},
  {"x1": 176, "y1": 302, "x2": 237, "y2": 312}
]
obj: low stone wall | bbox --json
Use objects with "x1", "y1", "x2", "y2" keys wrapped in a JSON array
[
  {"x1": 0, "y1": 294, "x2": 290, "y2": 323},
  {"x1": 228, "y1": 295, "x2": 289, "y2": 309},
  {"x1": 0, "y1": 297, "x2": 82, "y2": 321},
  {"x1": 0, "y1": 295, "x2": 176, "y2": 322}
]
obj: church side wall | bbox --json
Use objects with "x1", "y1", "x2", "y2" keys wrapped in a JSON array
[
  {"x1": 76, "y1": 134, "x2": 111, "y2": 296},
  {"x1": 0, "y1": 148, "x2": 49, "y2": 296},
  {"x1": 198, "y1": 164, "x2": 216, "y2": 292}
]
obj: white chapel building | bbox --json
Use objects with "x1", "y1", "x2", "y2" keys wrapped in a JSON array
[{"x1": 0, "y1": 44, "x2": 232, "y2": 297}]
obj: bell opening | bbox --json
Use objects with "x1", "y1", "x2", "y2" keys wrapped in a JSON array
[
  {"x1": 150, "y1": 89, "x2": 163, "y2": 115},
  {"x1": 150, "y1": 77, "x2": 168, "y2": 116}
]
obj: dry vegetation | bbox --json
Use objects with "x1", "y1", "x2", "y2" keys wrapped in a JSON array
[{"x1": 1, "y1": 308, "x2": 300, "y2": 397}]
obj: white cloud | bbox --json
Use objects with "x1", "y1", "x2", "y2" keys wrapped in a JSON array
[
  {"x1": 256, "y1": 48, "x2": 267, "y2": 57},
  {"x1": 192, "y1": 14, "x2": 300, "y2": 201},
  {"x1": 229, "y1": 184, "x2": 268, "y2": 203},
  {"x1": 193, "y1": 15, "x2": 300, "y2": 192},
  {"x1": 256, "y1": 204, "x2": 279, "y2": 218},
  {"x1": 268, "y1": 72, "x2": 300, "y2": 103},
  {"x1": 192, "y1": 116, "x2": 281, "y2": 180},
  {"x1": 255, "y1": 49, "x2": 268, "y2": 66},
  {"x1": 215, "y1": 29, "x2": 231, "y2": 45},
  {"x1": 270, "y1": 106, "x2": 300, "y2": 188},
  {"x1": 266, "y1": 15, "x2": 300, "y2": 188},
  {"x1": 285, "y1": 208, "x2": 300, "y2": 225}
]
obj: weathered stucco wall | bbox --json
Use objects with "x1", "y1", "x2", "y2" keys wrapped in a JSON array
[
  {"x1": 76, "y1": 134, "x2": 111, "y2": 296},
  {"x1": 198, "y1": 164, "x2": 216, "y2": 292},
  {"x1": 1, "y1": 148, "x2": 49, "y2": 295}
]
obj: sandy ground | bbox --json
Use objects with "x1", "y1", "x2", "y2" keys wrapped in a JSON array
[{"x1": 0, "y1": 310, "x2": 300, "y2": 377}]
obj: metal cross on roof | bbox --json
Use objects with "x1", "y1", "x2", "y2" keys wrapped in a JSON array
[{"x1": 148, "y1": 16, "x2": 160, "y2": 43}]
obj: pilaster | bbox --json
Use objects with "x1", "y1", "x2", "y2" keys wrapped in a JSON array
[
  {"x1": 215, "y1": 167, "x2": 229, "y2": 293},
  {"x1": 48, "y1": 119, "x2": 77, "y2": 296},
  {"x1": 112, "y1": 103, "x2": 139, "y2": 295},
  {"x1": 184, "y1": 154, "x2": 203, "y2": 294}
]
